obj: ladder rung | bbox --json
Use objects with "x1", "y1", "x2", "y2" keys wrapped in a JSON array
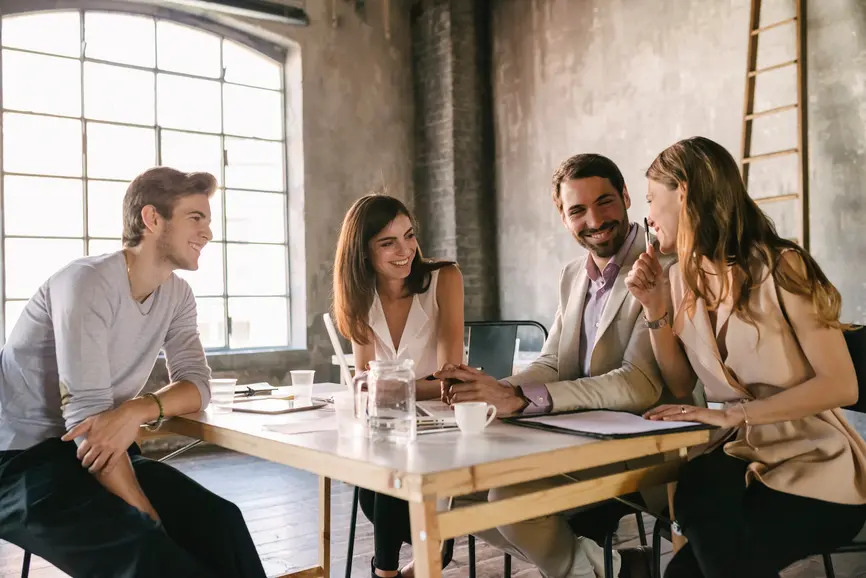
[
  {"x1": 748, "y1": 59, "x2": 798, "y2": 77},
  {"x1": 751, "y1": 17, "x2": 797, "y2": 35},
  {"x1": 752, "y1": 193, "x2": 800, "y2": 204},
  {"x1": 742, "y1": 148, "x2": 798, "y2": 163},
  {"x1": 745, "y1": 103, "x2": 798, "y2": 120}
]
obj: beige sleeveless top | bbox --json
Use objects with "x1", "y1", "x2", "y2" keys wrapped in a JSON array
[{"x1": 669, "y1": 261, "x2": 866, "y2": 505}]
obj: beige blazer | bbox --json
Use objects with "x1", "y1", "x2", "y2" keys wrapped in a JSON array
[
  {"x1": 669, "y1": 261, "x2": 866, "y2": 505},
  {"x1": 505, "y1": 223, "x2": 680, "y2": 412}
]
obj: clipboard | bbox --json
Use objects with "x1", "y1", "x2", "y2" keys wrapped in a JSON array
[
  {"x1": 231, "y1": 398, "x2": 327, "y2": 415},
  {"x1": 501, "y1": 409, "x2": 716, "y2": 440}
]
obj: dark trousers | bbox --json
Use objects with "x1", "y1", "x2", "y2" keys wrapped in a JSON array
[
  {"x1": 358, "y1": 489, "x2": 454, "y2": 572},
  {"x1": 0, "y1": 438, "x2": 267, "y2": 578},
  {"x1": 665, "y1": 448, "x2": 866, "y2": 578}
]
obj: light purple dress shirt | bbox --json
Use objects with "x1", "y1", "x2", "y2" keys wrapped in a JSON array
[{"x1": 519, "y1": 223, "x2": 639, "y2": 414}]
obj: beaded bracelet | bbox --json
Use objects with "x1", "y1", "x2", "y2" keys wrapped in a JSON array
[{"x1": 142, "y1": 392, "x2": 164, "y2": 431}]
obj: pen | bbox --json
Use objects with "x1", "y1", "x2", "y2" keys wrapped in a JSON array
[{"x1": 644, "y1": 217, "x2": 651, "y2": 250}]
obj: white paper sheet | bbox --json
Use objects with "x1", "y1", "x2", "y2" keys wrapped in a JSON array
[{"x1": 522, "y1": 410, "x2": 704, "y2": 437}]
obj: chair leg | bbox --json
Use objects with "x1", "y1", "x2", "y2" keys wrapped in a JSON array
[
  {"x1": 651, "y1": 522, "x2": 662, "y2": 578},
  {"x1": 468, "y1": 535, "x2": 476, "y2": 578},
  {"x1": 603, "y1": 532, "x2": 614, "y2": 578},
  {"x1": 346, "y1": 486, "x2": 360, "y2": 578},
  {"x1": 504, "y1": 553, "x2": 512, "y2": 577},
  {"x1": 21, "y1": 550, "x2": 31, "y2": 578},
  {"x1": 822, "y1": 553, "x2": 836, "y2": 578},
  {"x1": 635, "y1": 512, "x2": 647, "y2": 547}
]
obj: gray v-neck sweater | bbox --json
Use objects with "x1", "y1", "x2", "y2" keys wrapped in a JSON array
[{"x1": 0, "y1": 251, "x2": 211, "y2": 451}]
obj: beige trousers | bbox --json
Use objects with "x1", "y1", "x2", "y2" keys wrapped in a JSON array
[{"x1": 452, "y1": 457, "x2": 667, "y2": 578}]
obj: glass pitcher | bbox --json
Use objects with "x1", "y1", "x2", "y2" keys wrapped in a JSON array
[{"x1": 366, "y1": 359, "x2": 417, "y2": 444}]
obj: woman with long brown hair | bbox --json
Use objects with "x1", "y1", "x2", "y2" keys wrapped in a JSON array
[
  {"x1": 333, "y1": 193, "x2": 464, "y2": 578},
  {"x1": 625, "y1": 136, "x2": 866, "y2": 577}
]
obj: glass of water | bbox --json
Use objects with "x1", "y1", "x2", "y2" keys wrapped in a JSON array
[{"x1": 367, "y1": 359, "x2": 416, "y2": 444}]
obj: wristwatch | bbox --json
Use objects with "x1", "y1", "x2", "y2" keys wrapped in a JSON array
[{"x1": 645, "y1": 312, "x2": 669, "y2": 329}]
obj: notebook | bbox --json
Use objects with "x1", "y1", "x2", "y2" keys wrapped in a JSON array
[{"x1": 503, "y1": 409, "x2": 715, "y2": 440}]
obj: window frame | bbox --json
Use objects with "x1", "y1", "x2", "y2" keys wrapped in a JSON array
[{"x1": 0, "y1": 4, "x2": 296, "y2": 353}]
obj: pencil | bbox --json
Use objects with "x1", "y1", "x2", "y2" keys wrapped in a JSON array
[{"x1": 644, "y1": 217, "x2": 651, "y2": 250}]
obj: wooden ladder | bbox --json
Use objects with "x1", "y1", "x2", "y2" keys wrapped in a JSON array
[{"x1": 740, "y1": 0, "x2": 809, "y2": 250}]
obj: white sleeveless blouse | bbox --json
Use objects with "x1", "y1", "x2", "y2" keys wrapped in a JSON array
[{"x1": 367, "y1": 269, "x2": 441, "y2": 380}]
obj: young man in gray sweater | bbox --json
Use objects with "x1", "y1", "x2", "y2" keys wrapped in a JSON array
[{"x1": 0, "y1": 167, "x2": 266, "y2": 577}]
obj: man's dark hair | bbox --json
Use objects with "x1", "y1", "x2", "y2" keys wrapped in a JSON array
[{"x1": 551, "y1": 153, "x2": 626, "y2": 213}]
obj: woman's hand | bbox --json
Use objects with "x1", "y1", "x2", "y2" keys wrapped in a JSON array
[
  {"x1": 643, "y1": 404, "x2": 743, "y2": 429},
  {"x1": 625, "y1": 245, "x2": 666, "y2": 319}
]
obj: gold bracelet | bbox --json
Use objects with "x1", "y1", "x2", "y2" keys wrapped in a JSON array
[{"x1": 738, "y1": 400, "x2": 750, "y2": 426}]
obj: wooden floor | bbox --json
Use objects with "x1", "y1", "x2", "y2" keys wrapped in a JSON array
[{"x1": 1, "y1": 445, "x2": 864, "y2": 577}]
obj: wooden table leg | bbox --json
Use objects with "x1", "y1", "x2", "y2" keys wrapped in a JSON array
[
  {"x1": 409, "y1": 498, "x2": 442, "y2": 578},
  {"x1": 319, "y1": 476, "x2": 331, "y2": 577}
]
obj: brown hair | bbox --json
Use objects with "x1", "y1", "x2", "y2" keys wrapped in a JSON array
[
  {"x1": 551, "y1": 153, "x2": 626, "y2": 213},
  {"x1": 332, "y1": 193, "x2": 454, "y2": 345},
  {"x1": 646, "y1": 136, "x2": 843, "y2": 329},
  {"x1": 122, "y1": 167, "x2": 218, "y2": 248}
]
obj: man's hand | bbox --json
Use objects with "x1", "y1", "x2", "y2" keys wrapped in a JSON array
[
  {"x1": 435, "y1": 364, "x2": 527, "y2": 415},
  {"x1": 61, "y1": 397, "x2": 156, "y2": 475}
]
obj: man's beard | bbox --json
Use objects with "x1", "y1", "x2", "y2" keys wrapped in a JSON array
[
  {"x1": 156, "y1": 223, "x2": 191, "y2": 270},
  {"x1": 575, "y1": 219, "x2": 630, "y2": 259}
]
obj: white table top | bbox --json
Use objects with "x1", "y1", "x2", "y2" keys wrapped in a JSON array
[{"x1": 166, "y1": 383, "x2": 709, "y2": 500}]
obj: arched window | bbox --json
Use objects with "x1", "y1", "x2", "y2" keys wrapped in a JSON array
[{"x1": 0, "y1": 9, "x2": 291, "y2": 351}]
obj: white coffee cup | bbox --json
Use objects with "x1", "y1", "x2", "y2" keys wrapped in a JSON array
[{"x1": 454, "y1": 402, "x2": 497, "y2": 435}]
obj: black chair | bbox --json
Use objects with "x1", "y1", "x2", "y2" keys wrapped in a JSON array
[
  {"x1": 821, "y1": 324, "x2": 866, "y2": 577},
  {"x1": 345, "y1": 320, "x2": 549, "y2": 578}
]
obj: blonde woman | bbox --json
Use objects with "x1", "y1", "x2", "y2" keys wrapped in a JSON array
[{"x1": 626, "y1": 136, "x2": 866, "y2": 577}]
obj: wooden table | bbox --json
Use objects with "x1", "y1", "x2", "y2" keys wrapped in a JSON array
[{"x1": 162, "y1": 384, "x2": 708, "y2": 578}]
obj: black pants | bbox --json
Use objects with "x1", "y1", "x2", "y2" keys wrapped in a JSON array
[
  {"x1": 665, "y1": 448, "x2": 866, "y2": 578},
  {"x1": 358, "y1": 489, "x2": 454, "y2": 572},
  {"x1": 0, "y1": 438, "x2": 267, "y2": 578}
]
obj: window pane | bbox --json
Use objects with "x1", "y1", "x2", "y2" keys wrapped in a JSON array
[
  {"x1": 84, "y1": 12, "x2": 154, "y2": 67},
  {"x1": 2, "y1": 11, "x2": 80, "y2": 57},
  {"x1": 223, "y1": 39, "x2": 281, "y2": 90},
  {"x1": 175, "y1": 242, "x2": 224, "y2": 296},
  {"x1": 224, "y1": 138, "x2": 284, "y2": 191},
  {"x1": 3, "y1": 50, "x2": 81, "y2": 116},
  {"x1": 225, "y1": 190, "x2": 285, "y2": 243},
  {"x1": 4, "y1": 113, "x2": 82, "y2": 177},
  {"x1": 5, "y1": 238, "x2": 84, "y2": 299},
  {"x1": 160, "y1": 130, "x2": 222, "y2": 186},
  {"x1": 195, "y1": 297, "x2": 226, "y2": 349},
  {"x1": 86, "y1": 123, "x2": 155, "y2": 181},
  {"x1": 87, "y1": 180, "x2": 125, "y2": 238},
  {"x1": 211, "y1": 189, "x2": 224, "y2": 241},
  {"x1": 226, "y1": 244, "x2": 286, "y2": 296},
  {"x1": 156, "y1": 20, "x2": 220, "y2": 77},
  {"x1": 157, "y1": 74, "x2": 221, "y2": 133},
  {"x1": 228, "y1": 297, "x2": 288, "y2": 349},
  {"x1": 5, "y1": 300, "x2": 28, "y2": 340},
  {"x1": 4, "y1": 176, "x2": 83, "y2": 237},
  {"x1": 223, "y1": 84, "x2": 282, "y2": 140},
  {"x1": 84, "y1": 62, "x2": 155, "y2": 125},
  {"x1": 88, "y1": 239, "x2": 122, "y2": 256}
]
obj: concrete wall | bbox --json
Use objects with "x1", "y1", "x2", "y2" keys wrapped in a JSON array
[
  {"x1": 149, "y1": 0, "x2": 416, "y2": 387},
  {"x1": 491, "y1": 0, "x2": 866, "y2": 332},
  {"x1": 411, "y1": 0, "x2": 499, "y2": 320}
]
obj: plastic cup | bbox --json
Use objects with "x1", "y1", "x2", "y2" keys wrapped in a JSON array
[
  {"x1": 209, "y1": 378, "x2": 238, "y2": 414},
  {"x1": 290, "y1": 370, "x2": 315, "y2": 400}
]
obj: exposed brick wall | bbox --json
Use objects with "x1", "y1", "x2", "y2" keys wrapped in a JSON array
[{"x1": 411, "y1": 0, "x2": 499, "y2": 321}]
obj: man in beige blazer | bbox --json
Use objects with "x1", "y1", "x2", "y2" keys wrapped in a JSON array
[{"x1": 440, "y1": 153, "x2": 680, "y2": 578}]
